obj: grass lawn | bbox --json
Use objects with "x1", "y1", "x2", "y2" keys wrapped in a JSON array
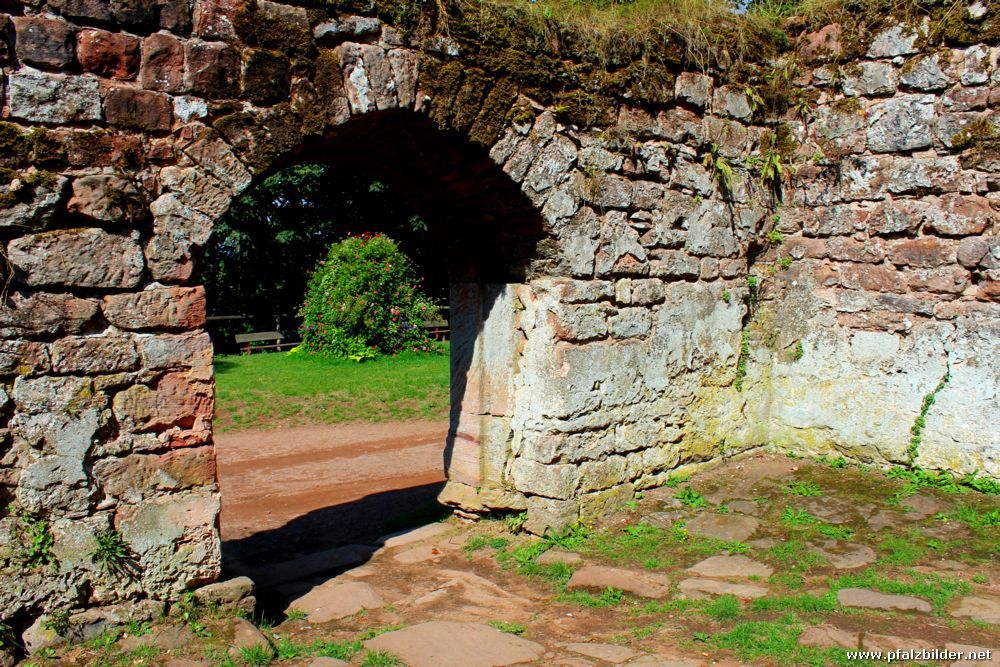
[{"x1": 213, "y1": 346, "x2": 450, "y2": 431}]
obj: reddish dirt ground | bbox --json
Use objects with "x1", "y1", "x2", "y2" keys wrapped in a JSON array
[{"x1": 215, "y1": 420, "x2": 449, "y2": 556}]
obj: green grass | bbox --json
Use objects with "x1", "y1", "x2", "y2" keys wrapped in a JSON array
[
  {"x1": 487, "y1": 620, "x2": 528, "y2": 635},
  {"x1": 214, "y1": 347, "x2": 449, "y2": 431},
  {"x1": 704, "y1": 594, "x2": 742, "y2": 620},
  {"x1": 557, "y1": 586, "x2": 625, "y2": 608}
]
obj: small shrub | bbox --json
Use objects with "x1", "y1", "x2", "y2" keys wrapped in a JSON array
[
  {"x1": 786, "y1": 480, "x2": 822, "y2": 497},
  {"x1": 675, "y1": 487, "x2": 708, "y2": 509},
  {"x1": 300, "y1": 234, "x2": 440, "y2": 359},
  {"x1": 90, "y1": 529, "x2": 140, "y2": 579}
]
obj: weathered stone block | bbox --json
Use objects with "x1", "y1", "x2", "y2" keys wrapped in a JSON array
[
  {"x1": 906, "y1": 266, "x2": 971, "y2": 294},
  {"x1": 511, "y1": 458, "x2": 579, "y2": 499},
  {"x1": 827, "y1": 237, "x2": 885, "y2": 263},
  {"x1": 13, "y1": 17, "x2": 76, "y2": 69},
  {"x1": 0, "y1": 340, "x2": 49, "y2": 376},
  {"x1": 192, "y1": 0, "x2": 245, "y2": 40},
  {"x1": 866, "y1": 95, "x2": 935, "y2": 153},
  {"x1": 650, "y1": 249, "x2": 701, "y2": 278},
  {"x1": 49, "y1": 0, "x2": 115, "y2": 22},
  {"x1": 900, "y1": 54, "x2": 950, "y2": 91},
  {"x1": 12, "y1": 375, "x2": 94, "y2": 415},
  {"x1": 842, "y1": 61, "x2": 898, "y2": 96},
  {"x1": 51, "y1": 336, "x2": 140, "y2": 374},
  {"x1": 553, "y1": 303, "x2": 609, "y2": 341},
  {"x1": 924, "y1": 194, "x2": 993, "y2": 236},
  {"x1": 94, "y1": 446, "x2": 215, "y2": 498},
  {"x1": 7, "y1": 69, "x2": 101, "y2": 123},
  {"x1": 674, "y1": 72, "x2": 712, "y2": 109},
  {"x1": 113, "y1": 372, "x2": 212, "y2": 432},
  {"x1": 184, "y1": 40, "x2": 240, "y2": 98},
  {"x1": 77, "y1": 29, "x2": 141, "y2": 80},
  {"x1": 138, "y1": 332, "x2": 213, "y2": 380},
  {"x1": 609, "y1": 308, "x2": 652, "y2": 338},
  {"x1": 524, "y1": 496, "x2": 578, "y2": 535},
  {"x1": 867, "y1": 25, "x2": 919, "y2": 58},
  {"x1": 105, "y1": 87, "x2": 173, "y2": 131},
  {"x1": 102, "y1": 287, "x2": 207, "y2": 331},
  {"x1": 0, "y1": 292, "x2": 99, "y2": 338},
  {"x1": 8, "y1": 229, "x2": 144, "y2": 288},
  {"x1": 888, "y1": 237, "x2": 958, "y2": 267},
  {"x1": 712, "y1": 85, "x2": 752, "y2": 120},
  {"x1": 837, "y1": 263, "x2": 907, "y2": 292},
  {"x1": 141, "y1": 32, "x2": 185, "y2": 93},
  {"x1": 68, "y1": 175, "x2": 147, "y2": 224}
]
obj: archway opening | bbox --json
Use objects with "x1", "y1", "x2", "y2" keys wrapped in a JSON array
[{"x1": 198, "y1": 111, "x2": 546, "y2": 584}]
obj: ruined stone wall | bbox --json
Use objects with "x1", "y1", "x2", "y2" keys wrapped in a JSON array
[{"x1": 0, "y1": 0, "x2": 997, "y2": 631}]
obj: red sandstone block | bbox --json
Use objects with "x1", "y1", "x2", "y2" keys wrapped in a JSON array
[
  {"x1": 887, "y1": 237, "x2": 958, "y2": 268},
  {"x1": 113, "y1": 371, "x2": 212, "y2": 432},
  {"x1": 78, "y1": 29, "x2": 140, "y2": 80},
  {"x1": 839, "y1": 263, "x2": 908, "y2": 293},
  {"x1": 13, "y1": 16, "x2": 76, "y2": 68},
  {"x1": 827, "y1": 237, "x2": 885, "y2": 263},
  {"x1": 785, "y1": 237, "x2": 828, "y2": 260},
  {"x1": 105, "y1": 86, "x2": 173, "y2": 131},
  {"x1": 102, "y1": 286, "x2": 206, "y2": 331},
  {"x1": 141, "y1": 32, "x2": 185, "y2": 93},
  {"x1": 906, "y1": 266, "x2": 972, "y2": 294},
  {"x1": 184, "y1": 40, "x2": 240, "y2": 98}
]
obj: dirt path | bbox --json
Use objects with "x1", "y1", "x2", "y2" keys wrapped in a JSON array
[{"x1": 215, "y1": 420, "x2": 449, "y2": 545}]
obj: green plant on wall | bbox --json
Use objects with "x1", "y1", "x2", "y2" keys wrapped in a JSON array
[
  {"x1": 8, "y1": 505, "x2": 55, "y2": 570},
  {"x1": 907, "y1": 371, "x2": 950, "y2": 466},
  {"x1": 702, "y1": 142, "x2": 734, "y2": 194},
  {"x1": 90, "y1": 529, "x2": 140, "y2": 580}
]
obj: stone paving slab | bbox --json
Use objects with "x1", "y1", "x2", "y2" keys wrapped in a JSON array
[
  {"x1": 677, "y1": 578, "x2": 769, "y2": 599},
  {"x1": 686, "y1": 554, "x2": 773, "y2": 578},
  {"x1": 565, "y1": 642, "x2": 640, "y2": 663},
  {"x1": 287, "y1": 580, "x2": 384, "y2": 622},
  {"x1": 363, "y1": 621, "x2": 545, "y2": 667},
  {"x1": 566, "y1": 566, "x2": 671, "y2": 598},
  {"x1": 837, "y1": 588, "x2": 932, "y2": 613}
]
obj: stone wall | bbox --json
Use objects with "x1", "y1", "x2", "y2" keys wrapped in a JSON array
[{"x1": 0, "y1": 0, "x2": 997, "y2": 634}]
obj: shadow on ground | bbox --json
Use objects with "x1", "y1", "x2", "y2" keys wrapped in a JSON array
[{"x1": 221, "y1": 481, "x2": 449, "y2": 577}]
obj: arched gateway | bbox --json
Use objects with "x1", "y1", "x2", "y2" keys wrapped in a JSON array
[{"x1": 1, "y1": 0, "x2": 997, "y2": 628}]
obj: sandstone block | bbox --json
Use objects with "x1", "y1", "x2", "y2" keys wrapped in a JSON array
[
  {"x1": 0, "y1": 291, "x2": 99, "y2": 337},
  {"x1": 888, "y1": 237, "x2": 958, "y2": 267},
  {"x1": 7, "y1": 70, "x2": 102, "y2": 124},
  {"x1": 13, "y1": 17, "x2": 76, "y2": 69},
  {"x1": 141, "y1": 32, "x2": 185, "y2": 93},
  {"x1": 113, "y1": 372, "x2": 212, "y2": 432},
  {"x1": 867, "y1": 25, "x2": 919, "y2": 58},
  {"x1": 105, "y1": 87, "x2": 173, "y2": 131},
  {"x1": 77, "y1": 29, "x2": 141, "y2": 79},
  {"x1": 184, "y1": 40, "x2": 240, "y2": 98},
  {"x1": 674, "y1": 72, "x2": 712, "y2": 108},
  {"x1": 925, "y1": 194, "x2": 993, "y2": 236},
  {"x1": 0, "y1": 340, "x2": 49, "y2": 376},
  {"x1": 68, "y1": 175, "x2": 147, "y2": 224},
  {"x1": 8, "y1": 229, "x2": 144, "y2": 288},
  {"x1": 837, "y1": 587, "x2": 931, "y2": 612},
  {"x1": 51, "y1": 336, "x2": 140, "y2": 374},
  {"x1": 102, "y1": 287, "x2": 207, "y2": 330},
  {"x1": 49, "y1": 0, "x2": 115, "y2": 22},
  {"x1": 798, "y1": 23, "x2": 843, "y2": 62}
]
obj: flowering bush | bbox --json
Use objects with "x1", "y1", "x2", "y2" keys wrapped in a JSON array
[{"x1": 299, "y1": 234, "x2": 441, "y2": 359}]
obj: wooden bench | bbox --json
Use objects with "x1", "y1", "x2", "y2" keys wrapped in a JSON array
[
  {"x1": 422, "y1": 319, "x2": 450, "y2": 341},
  {"x1": 234, "y1": 331, "x2": 298, "y2": 355}
]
